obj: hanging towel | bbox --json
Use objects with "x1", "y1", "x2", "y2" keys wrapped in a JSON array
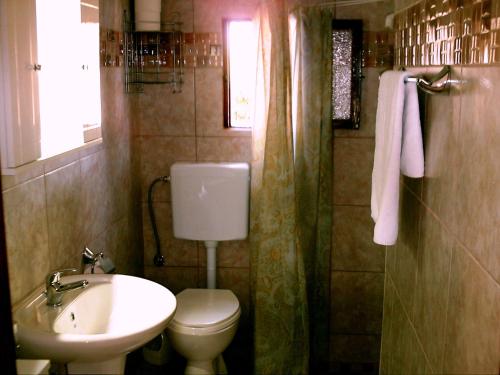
[
  {"x1": 401, "y1": 80, "x2": 424, "y2": 177},
  {"x1": 371, "y1": 71, "x2": 424, "y2": 246}
]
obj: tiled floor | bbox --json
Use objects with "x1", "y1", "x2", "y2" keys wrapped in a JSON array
[
  {"x1": 329, "y1": 362, "x2": 379, "y2": 375},
  {"x1": 125, "y1": 331, "x2": 252, "y2": 375},
  {"x1": 125, "y1": 349, "x2": 186, "y2": 375}
]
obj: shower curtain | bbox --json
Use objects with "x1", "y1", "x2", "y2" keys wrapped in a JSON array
[
  {"x1": 291, "y1": 7, "x2": 333, "y2": 373},
  {"x1": 250, "y1": 1, "x2": 332, "y2": 373}
]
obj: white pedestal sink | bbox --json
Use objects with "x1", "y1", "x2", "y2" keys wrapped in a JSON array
[{"x1": 13, "y1": 274, "x2": 177, "y2": 374}]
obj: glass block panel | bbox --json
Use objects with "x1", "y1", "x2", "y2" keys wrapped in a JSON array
[{"x1": 332, "y1": 30, "x2": 352, "y2": 120}]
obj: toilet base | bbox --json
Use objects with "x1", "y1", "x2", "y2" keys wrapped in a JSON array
[{"x1": 185, "y1": 355, "x2": 227, "y2": 375}]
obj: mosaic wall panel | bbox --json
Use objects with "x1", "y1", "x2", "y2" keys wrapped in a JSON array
[
  {"x1": 99, "y1": 29, "x2": 223, "y2": 68},
  {"x1": 363, "y1": 31, "x2": 394, "y2": 67},
  {"x1": 100, "y1": 28, "x2": 392, "y2": 69},
  {"x1": 100, "y1": 28, "x2": 123, "y2": 67},
  {"x1": 184, "y1": 32, "x2": 223, "y2": 68},
  {"x1": 394, "y1": 0, "x2": 500, "y2": 66}
]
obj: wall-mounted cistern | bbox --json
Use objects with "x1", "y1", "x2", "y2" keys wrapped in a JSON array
[
  {"x1": 168, "y1": 162, "x2": 249, "y2": 375},
  {"x1": 45, "y1": 269, "x2": 88, "y2": 307}
]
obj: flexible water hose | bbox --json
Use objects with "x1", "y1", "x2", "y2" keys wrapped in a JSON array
[{"x1": 147, "y1": 176, "x2": 170, "y2": 266}]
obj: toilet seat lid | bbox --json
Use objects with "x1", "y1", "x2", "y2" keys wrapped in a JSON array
[{"x1": 173, "y1": 289, "x2": 240, "y2": 328}]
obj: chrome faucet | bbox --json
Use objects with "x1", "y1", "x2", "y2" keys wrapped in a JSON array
[
  {"x1": 81, "y1": 246, "x2": 103, "y2": 274},
  {"x1": 45, "y1": 268, "x2": 88, "y2": 307}
]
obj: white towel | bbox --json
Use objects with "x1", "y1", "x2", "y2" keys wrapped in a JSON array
[
  {"x1": 401, "y1": 81, "x2": 424, "y2": 177},
  {"x1": 371, "y1": 71, "x2": 424, "y2": 246}
]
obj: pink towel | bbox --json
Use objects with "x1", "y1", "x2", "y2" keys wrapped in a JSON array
[{"x1": 371, "y1": 71, "x2": 424, "y2": 246}]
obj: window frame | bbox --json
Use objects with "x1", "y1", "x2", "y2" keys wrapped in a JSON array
[
  {"x1": 331, "y1": 19, "x2": 363, "y2": 130},
  {"x1": 0, "y1": 0, "x2": 102, "y2": 174},
  {"x1": 222, "y1": 18, "x2": 252, "y2": 129}
]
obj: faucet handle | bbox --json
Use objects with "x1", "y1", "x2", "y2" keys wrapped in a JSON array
[{"x1": 46, "y1": 268, "x2": 78, "y2": 287}]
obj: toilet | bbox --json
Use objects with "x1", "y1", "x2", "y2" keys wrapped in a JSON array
[
  {"x1": 166, "y1": 289, "x2": 241, "y2": 374},
  {"x1": 167, "y1": 162, "x2": 249, "y2": 375}
]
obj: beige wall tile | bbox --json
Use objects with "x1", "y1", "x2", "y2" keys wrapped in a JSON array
[
  {"x1": 195, "y1": 68, "x2": 252, "y2": 138},
  {"x1": 199, "y1": 239, "x2": 250, "y2": 268},
  {"x1": 331, "y1": 271, "x2": 384, "y2": 334},
  {"x1": 384, "y1": 63, "x2": 500, "y2": 375},
  {"x1": 333, "y1": 138, "x2": 374, "y2": 205},
  {"x1": 1, "y1": 163, "x2": 45, "y2": 191},
  {"x1": 80, "y1": 150, "x2": 113, "y2": 240},
  {"x1": 442, "y1": 245, "x2": 500, "y2": 374},
  {"x1": 139, "y1": 136, "x2": 197, "y2": 202},
  {"x1": 105, "y1": 143, "x2": 133, "y2": 222},
  {"x1": 87, "y1": 216, "x2": 142, "y2": 276},
  {"x1": 391, "y1": 185, "x2": 421, "y2": 317},
  {"x1": 421, "y1": 66, "x2": 462, "y2": 240},
  {"x1": 3, "y1": 177, "x2": 50, "y2": 305},
  {"x1": 334, "y1": 68, "x2": 379, "y2": 139},
  {"x1": 142, "y1": 202, "x2": 198, "y2": 267},
  {"x1": 100, "y1": 0, "x2": 128, "y2": 30},
  {"x1": 3, "y1": 0, "x2": 139, "y2": 312},
  {"x1": 101, "y1": 69, "x2": 130, "y2": 148},
  {"x1": 394, "y1": 0, "x2": 417, "y2": 11},
  {"x1": 330, "y1": 334, "x2": 381, "y2": 364},
  {"x1": 193, "y1": 0, "x2": 258, "y2": 33},
  {"x1": 387, "y1": 291, "x2": 432, "y2": 374},
  {"x1": 332, "y1": 205, "x2": 385, "y2": 272},
  {"x1": 162, "y1": 0, "x2": 194, "y2": 32},
  {"x1": 196, "y1": 136, "x2": 251, "y2": 162},
  {"x1": 45, "y1": 162, "x2": 84, "y2": 271},
  {"x1": 144, "y1": 266, "x2": 199, "y2": 294},
  {"x1": 195, "y1": 68, "x2": 223, "y2": 135},
  {"x1": 453, "y1": 67, "x2": 500, "y2": 282},
  {"x1": 335, "y1": 0, "x2": 394, "y2": 30},
  {"x1": 413, "y1": 209, "x2": 454, "y2": 372},
  {"x1": 133, "y1": 69, "x2": 196, "y2": 137},
  {"x1": 217, "y1": 267, "x2": 251, "y2": 328},
  {"x1": 379, "y1": 275, "x2": 395, "y2": 374}
]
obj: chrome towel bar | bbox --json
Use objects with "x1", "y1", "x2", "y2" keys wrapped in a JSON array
[
  {"x1": 379, "y1": 65, "x2": 453, "y2": 94},
  {"x1": 404, "y1": 65, "x2": 451, "y2": 94}
]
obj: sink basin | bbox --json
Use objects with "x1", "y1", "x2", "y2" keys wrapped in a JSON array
[{"x1": 13, "y1": 274, "x2": 176, "y2": 373}]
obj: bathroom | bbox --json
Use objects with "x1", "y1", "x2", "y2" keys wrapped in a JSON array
[{"x1": 0, "y1": 0, "x2": 498, "y2": 374}]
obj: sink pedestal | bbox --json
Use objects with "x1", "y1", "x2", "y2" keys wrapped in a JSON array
[{"x1": 66, "y1": 355, "x2": 126, "y2": 374}]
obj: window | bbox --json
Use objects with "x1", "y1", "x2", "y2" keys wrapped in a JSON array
[
  {"x1": 0, "y1": 0, "x2": 101, "y2": 171},
  {"x1": 36, "y1": 0, "x2": 101, "y2": 157},
  {"x1": 331, "y1": 20, "x2": 363, "y2": 129},
  {"x1": 222, "y1": 19, "x2": 254, "y2": 128}
]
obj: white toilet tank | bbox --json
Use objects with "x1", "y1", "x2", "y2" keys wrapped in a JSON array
[{"x1": 170, "y1": 162, "x2": 249, "y2": 241}]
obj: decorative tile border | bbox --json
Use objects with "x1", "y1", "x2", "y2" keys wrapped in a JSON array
[
  {"x1": 394, "y1": 0, "x2": 500, "y2": 66},
  {"x1": 183, "y1": 32, "x2": 223, "y2": 68},
  {"x1": 100, "y1": 28, "x2": 123, "y2": 67},
  {"x1": 99, "y1": 29, "x2": 223, "y2": 69},
  {"x1": 100, "y1": 28, "x2": 394, "y2": 69}
]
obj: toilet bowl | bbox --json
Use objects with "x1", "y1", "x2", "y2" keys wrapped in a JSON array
[{"x1": 167, "y1": 288, "x2": 241, "y2": 375}]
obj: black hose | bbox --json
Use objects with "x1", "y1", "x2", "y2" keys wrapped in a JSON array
[{"x1": 147, "y1": 176, "x2": 170, "y2": 266}]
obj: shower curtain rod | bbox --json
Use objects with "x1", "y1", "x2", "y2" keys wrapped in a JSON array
[{"x1": 301, "y1": 0, "x2": 385, "y2": 8}]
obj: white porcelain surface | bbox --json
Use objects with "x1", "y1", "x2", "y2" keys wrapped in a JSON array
[
  {"x1": 13, "y1": 274, "x2": 177, "y2": 364},
  {"x1": 170, "y1": 162, "x2": 249, "y2": 241},
  {"x1": 167, "y1": 288, "x2": 240, "y2": 375},
  {"x1": 172, "y1": 288, "x2": 240, "y2": 328}
]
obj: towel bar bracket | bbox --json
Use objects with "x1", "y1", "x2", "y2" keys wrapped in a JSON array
[{"x1": 379, "y1": 65, "x2": 453, "y2": 94}]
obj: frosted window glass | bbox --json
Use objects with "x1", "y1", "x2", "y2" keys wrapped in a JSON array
[{"x1": 332, "y1": 30, "x2": 352, "y2": 120}]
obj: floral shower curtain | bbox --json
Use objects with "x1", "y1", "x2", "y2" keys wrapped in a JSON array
[
  {"x1": 250, "y1": 1, "x2": 332, "y2": 374},
  {"x1": 290, "y1": 7, "x2": 333, "y2": 372},
  {"x1": 250, "y1": 0, "x2": 309, "y2": 374}
]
